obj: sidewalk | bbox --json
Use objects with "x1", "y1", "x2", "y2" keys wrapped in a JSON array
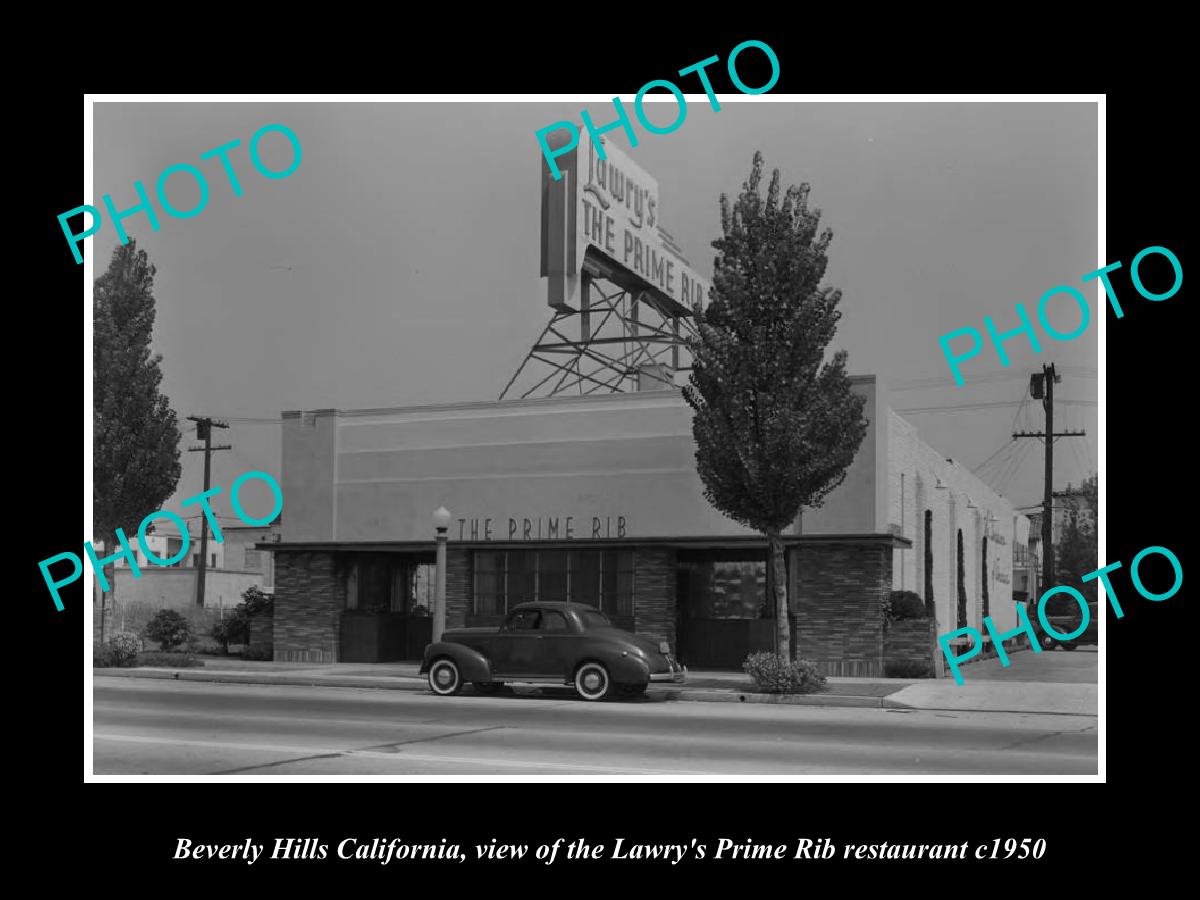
[{"x1": 94, "y1": 657, "x2": 1097, "y2": 716}]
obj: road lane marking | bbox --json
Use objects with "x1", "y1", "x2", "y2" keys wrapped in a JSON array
[{"x1": 93, "y1": 733, "x2": 721, "y2": 775}]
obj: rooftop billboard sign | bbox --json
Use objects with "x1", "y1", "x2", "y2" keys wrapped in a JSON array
[{"x1": 540, "y1": 132, "x2": 711, "y2": 314}]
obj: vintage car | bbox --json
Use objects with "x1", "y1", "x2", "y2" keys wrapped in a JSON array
[
  {"x1": 419, "y1": 601, "x2": 687, "y2": 701},
  {"x1": 1032, "y1": 596, "x2": 1099, "y2": 650}
]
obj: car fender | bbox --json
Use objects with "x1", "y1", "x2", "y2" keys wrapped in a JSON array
[
  {"x1": 572, "y1": 639, "x2": 649, "y2": 684},
  {"x1": 421, "y1": 642, "x2": 492, "y2": 682}
]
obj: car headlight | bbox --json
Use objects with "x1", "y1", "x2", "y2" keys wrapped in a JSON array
[{"x1": 659, "y1": 641, "x2": 671, "y2": 654}]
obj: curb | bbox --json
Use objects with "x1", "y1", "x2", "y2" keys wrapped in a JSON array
[
  {"x1": 94, "y1": 668, "x2": 427, "y2": 691},
  {"x1": 92, "y1": 669, "x2": 1092, "y2": 716},
  {"x1": 93, "y1": 668, "x2": 905, "y2": 709},
  {"x1": 653, "y1": 687, "x2": 907, "y2": 709}
]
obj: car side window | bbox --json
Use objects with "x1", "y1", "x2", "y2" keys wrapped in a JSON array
[
  {"x1": 541, "y1": 611, "x2": 569, "y2": 633},
  {"x1": 506, "y1": 610, "x2": 541, "y2": 632}
]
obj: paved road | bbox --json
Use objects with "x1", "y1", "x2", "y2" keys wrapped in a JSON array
[
  {"x1": 93, "y1": 678, "x2": 1097, "y2": 776},
  {"x1": 965, "y1": 645, "x2": 1098, "y2": 683}
]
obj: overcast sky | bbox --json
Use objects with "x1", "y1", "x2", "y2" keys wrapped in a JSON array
[{"x1": 92, "y1": 99, "x2": 1098, "y2": 525}]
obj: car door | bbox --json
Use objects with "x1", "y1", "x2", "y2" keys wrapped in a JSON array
[
  {"x1": 492, "y1": 609, "x2": 543, "y2": 676},
  {"x1": 537, "y1": 609, "x2": 576, "y2": 678}
]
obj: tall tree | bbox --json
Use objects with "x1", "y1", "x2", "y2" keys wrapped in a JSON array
[
  {"x1": 1056, "y1": 474, "x2": 1098, "y2": 601},
  {"x1": 956, "y1": 530, "x2": 967, "y2": 629},
  {"x1": 683, "y1": 152, "x2": 868, "y2": 660},
  {"x1": 94, "y1": 240, "x2": 182, "y2": 638}
]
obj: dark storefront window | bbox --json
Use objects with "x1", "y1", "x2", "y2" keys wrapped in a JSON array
[
  {"x1": 539, "y1": 550, "x2": 569, "y2": 601},
  {"x1": 474, "y1": 551, "x2": 502, "y2": 615},
  {"x1": 573, "y1": 550, "x2": 602, "y2": 608},
  {"x1": 606, "y1": 550, "x2": 635, "y2": 617},
  {"x1": 472, "y1": 550, "x2": 634, "y2": 617},
  {"x1": 507, "y1": 550, "x2": 538, "y2": 605},
  {"x1": 355, "y1": 557, "x2": 392, "y2": 613}
]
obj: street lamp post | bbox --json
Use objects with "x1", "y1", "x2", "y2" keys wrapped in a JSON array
[{"x1": 432, "y1": 506, "x2": 451, "y2": 643}]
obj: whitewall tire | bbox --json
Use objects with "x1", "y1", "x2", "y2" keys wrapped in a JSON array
[
  {"x1": 428, "y1": 659, "x2": 463, "y2": 696},
  {"x1": 574, "y1": 662, "x2": 611, "y2": 701}
]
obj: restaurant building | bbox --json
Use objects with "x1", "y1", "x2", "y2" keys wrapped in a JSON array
[
  {"x1": 269, "y1": 379, "x2": 1028, "y2": 674},
  {"x1": 266, "y1": 132, "x2": 1029, "y2": 674}
]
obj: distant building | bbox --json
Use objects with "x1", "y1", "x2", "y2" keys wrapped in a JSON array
[
  {"x1": 219, "y1": 518, "x2": 281, "y2": 594},
  {"x1": 92, "y1": 517, "x2": 279, "y2": 633},
  {"x1": 1025, "y1": 482, "x2": 1097, "y2": 596},
  {"x1": 93, "y1": 524, "x2": 222, "y2": 570}
]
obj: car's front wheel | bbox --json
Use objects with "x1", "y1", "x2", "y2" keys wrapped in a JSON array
[
  {"x1": 574, "y1": 662, "x2": 611, "y2": 701},
  {"x1": 428, "y1": 659, "x2": 463, "y2": 696},
  {"x1": 1039, "y1": 633, "x2": 1057, "y2": 651}
]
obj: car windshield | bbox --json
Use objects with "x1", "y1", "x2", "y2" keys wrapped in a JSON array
[{"x1": 579, "y1": 610, "x2": 611, "y2": 630}]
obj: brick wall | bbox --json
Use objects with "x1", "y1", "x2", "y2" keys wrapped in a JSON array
[
  {"x1": 273, "y1": 551, "x2": 342, "y2": 662},
  {"x1": 633, "y1": 548, "x2": 676, "y2": 648},
  {"x1": 883, "y1": 618, "x2": 938, "y2": 676},
  {"x1": 246, "y1": 613, "x2": 273, "y2": 646},
  {"x1": 791, "y1": 542, "x2": 892, "y2": 677}
]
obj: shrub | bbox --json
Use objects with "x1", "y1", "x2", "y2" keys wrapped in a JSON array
[
  {"x1": 742, "y1": 651, "x2": 827, "y2": 694},
  {"x1": 884, "y1": 658, "x2": 935, "y2": 678},
  {"x1": 211, "y1": 587, "x2": 273, "y2": 653},
  {"x1": 136, "y1": 651, "x2": 203, "y2": 668},
  {"x1": 109, "y1": 632, "x2": 141, "y2": 666},
  {"x1": 241, "y1": 586, "x2": 273, "y2": 618},
  {"x1": 886, "y1": 590, "x2": 927, "y2": 622},
  {"x1": 93, "y1": 635, "x2": 140, "y2": 668},
  {"x1": 93, "y1": 643, "x2": 117, "y2": 668},
  {"x1": 211, "y1": 613, "x2": 248, "y2": 654},
  {"x1": 243, "y1": 642, "x2": 274, "y2": 661},
  {"x1": 143, "y1": 609, "x2": 191, "y2": 651},
  {"x1": 188, "y1": 635, "x2": 221, "y2": 654}
]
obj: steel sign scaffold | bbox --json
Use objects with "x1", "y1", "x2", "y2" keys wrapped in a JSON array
[{"x1": 503, "y1": 135, "x2": 711, "y2": 400}]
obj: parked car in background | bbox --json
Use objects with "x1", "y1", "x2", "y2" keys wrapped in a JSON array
[
  {"x1": 1031, "y1": 596, "x2": 1099, "y2": 650},
  {"x1": 420, "y1": 601, "x2": 686, "y2": 701}
]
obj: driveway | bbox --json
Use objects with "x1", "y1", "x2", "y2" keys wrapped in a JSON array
[{"x1": 965, "y1": 645, "x2": 1098, "y2": 683}]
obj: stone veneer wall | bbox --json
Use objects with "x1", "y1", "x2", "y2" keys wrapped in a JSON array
[
  {"x1": 791, "y1": 542, "x2": 892, "y2": 677},
  {"x1": 882, "y1": 618, "x2": 939, "y2": 676},
  {"x1": 633, "y1": 548, "x2": 676, "y2": 649},
  {"x1": 273, "y1": 551, "x2": 344, "y2": 662}
]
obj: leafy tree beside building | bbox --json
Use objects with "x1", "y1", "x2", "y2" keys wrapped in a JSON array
[
  {"x1": 1056, "y1": 474, "x2": 1098, "y2": 601},
  {"x1": 94, "y1": 240, "x2": 182, "y2": 640},
  {"x1": 683, "y1": 152, "x2": 868, "y2": 661}
]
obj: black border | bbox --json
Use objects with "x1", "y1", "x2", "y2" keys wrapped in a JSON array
[{"x1": 22, "y1": 26, "x2": 1191, "y2": 882}]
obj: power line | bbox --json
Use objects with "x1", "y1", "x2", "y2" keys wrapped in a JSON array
[
  {"x1": 994, "y1": 439, "x2": 1033, "y2": 494},
  {"x1": 971, "y1": 440, "x2": 1014, "y2": 475},
  {"x1": 896, "y1": 400, "x2": 1025, "y2": 413},
  {"x1": 889, "y1": 371, "x2": 1032, "y2": 391}
]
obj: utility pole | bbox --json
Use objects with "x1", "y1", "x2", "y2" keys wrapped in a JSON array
[
  {"x1": 187, "y1": 416, "x2": 231, "y2": 608},
  {"x1": 1013, "y1": 363, "x2": 1085, "y2": 594}
]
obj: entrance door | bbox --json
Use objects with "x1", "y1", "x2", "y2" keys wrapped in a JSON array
[
  {"x1": 492, "y1": 608, "x2": 544, "y2": 676},
  {"x1": 677, "y1": 552, "x2": 775, "y2": 669},
  {"x1": 339, "y1": 552, "x2": 436, "y2": 662}
]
